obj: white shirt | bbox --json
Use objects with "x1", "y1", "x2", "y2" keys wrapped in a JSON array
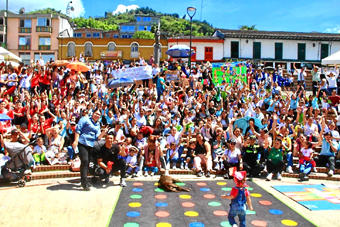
[
  {"x1": 134, "y1": 113, "x2": 147, "y2": 127},
  {"x1": 224, "y1": 148, "x2": 241, "y2": 163},
  {"x1": 167, "y1": 132, "x2": 181, "y2": 146},
  {"x1": 301, "y1": 148, "x2": 313, "y2": 158},
  {"x1": 126, "y1": 154, "x2": 138, "y2": 166},
  {"x1": 304, "y1": 123, "x2": 318, "y2": 136},
  {"x1": 326, "y1": 75, "x2": 337, "y2": 88},
  {"x1": 7, "y1": 73, "x2": 17, "y2": 87},
  {"x1": 34, "y1": 145, "x2": 47, "y2": 154}
]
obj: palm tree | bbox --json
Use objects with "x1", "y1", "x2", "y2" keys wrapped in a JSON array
[{"x1": 239, "y1": 25, "x2": 257, "y2": 31}]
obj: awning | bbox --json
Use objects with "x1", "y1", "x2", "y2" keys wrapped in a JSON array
[
  {"x1": 321, "y1": 50, "x2": 340, "y2": 65},
  {"x1": 0, "y1": 47, "x2": 22, "y2": 62}
]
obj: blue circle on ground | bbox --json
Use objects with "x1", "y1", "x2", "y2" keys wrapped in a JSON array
[
  {"x1": 269, "y1": 209, "x2": 283, "y2": 215},
  {"x1": 132, "y1": 188, "x2": 143, "y2": 192},
  {"x1": 200, "y1": 188, "x2": 211, "y2": 192},
  {"x1": 126, "y1": 211, "x2": 141, "y2": 217},
  {"x1": 155, "y1": 202, "x2": 168, "y2": 207},
  {"x1": 189, "y1": 222, "x2": 205, "y2": 227}
]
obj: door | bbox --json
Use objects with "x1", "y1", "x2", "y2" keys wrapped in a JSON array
[
  {"x1": 253, "y1": 42, "x2": 261, "y2": 59},
  {"x1": 191, "y1": 46, "x2": 197, "y2": 62},
  {"x1": 205, "y1": 47, "x2": 213, "y2": 61},
  {"x1": 298, "y1": 43, "x2": 306, "y2": 61},
  {"x1": 275, "y1": 43, "x2": 283, "y2": 60},
  {"x1": 321, "y1": 44, "x2": 329, "y2": 60},
  {"x1": 231, "y1": 41, "x2": 239, "y2": 58}
]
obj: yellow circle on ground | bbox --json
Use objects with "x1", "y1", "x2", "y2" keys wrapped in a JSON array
[
  {"x1": 250, "y1": 193, "x2": 262, "y2": 198},
  {"x1": 281, "y1": 220, "x2": 298, "y2": 226},
  {"x1": 154, "y1": 183, "x2": 159, "y2": 186},
  {"x1": 129, "y1": 202, "x2": 142, "y2": 208},
  {"x1": 179, "y1": 195, "x2": 192, "y2": 199},
  {"x1": 184, "y1": 211, "x2": 199, "y2": 217},
  {"x1": 217, "y1": 182, "x2": 227, "y2": 186},
  {"x1": 156, "y1": 223, "x2": 172, "y2": 227}
]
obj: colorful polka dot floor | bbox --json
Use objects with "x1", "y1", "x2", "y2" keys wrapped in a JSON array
[{"x1": 109, "y1": 180, "x2": 315, "y2": 227}]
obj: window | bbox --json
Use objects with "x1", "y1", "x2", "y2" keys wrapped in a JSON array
[
  {"x1": 108, "y1": 43, "x2": 116, "y2": 51},
  {"x1": 19, "y1": 53, "x2": 31, "y2": 65},
  {"x1": 37, "y1": 18, "x2": 50, "y2": 27},
  {"x1": 297, "y1": 43, "x2": 306, "y2": 61},
  {"x1": 34, "y1": 53, "x2": 54, "y2": 63},
  {"x1": 0, "y1": 18, "x2": 3, "y2": 25},
  {"x1": 67, "y1": 42, "x2": 75, "y2": 57},
  {"x1": 275, "y1": 43, "x2": 283, "y2": 60},
  {"x1": 84, "y1": 43, "x2": 93, "y2": 57},
  {"x1": 93, "y1": 33, "x2": 100, "y2": 38},
  {"x1": 39, "y1": 37, "x2": 51, "y2": 46},
  {"x1": 73, "y1": 33, "x2": 81, "y2": 37},
  {"x1": 128, "y1": 35, "x2": 133, "y2": 38},
  {"x1": 231, "y1": 41, "x2": 239, "y2": 58},
  {"x1": 122, "y1": 35, "x2": 128, "y2": 38},
  {"x1": 113, "y1": 35, "x2": 118, "y2": 38},
  {"x1": 136, "y1": 17, "x2": 141, "y2": 22},
  {"x1": 139, "y1": 26, "x2": 145, "y2": 31},
  {"x1": 129, "y1": 26, "x2": 135, "y2": 31},
  {"x1": 121, "y1": 26, "x2": 128, "y2": 31},
  {"x1": 253, "y1": 42, "x2": 261, "y2": 59},
  {"x1": 321, "y1": 44, "x2": 329, "y2": 59},
  {"x1": 143, "y1": 17, "x2": 151, "y2": 22},
  {"x1": 131, "y1": 43, "x2": 139, "y2": 58},
  {"x1": 19, "y1": 36, "x2": 31, "y2": 46},
  {"x1": 86, "y1": 33, "x2": 91, "y2": 38},
  {"x1": 20, "y1": 19, "x2": 31, "y2": 28},
  {"x1": 0, "y1": 34, "x2": 3, "y2": 43}
]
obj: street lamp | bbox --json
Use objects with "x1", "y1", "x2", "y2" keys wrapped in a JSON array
[{"x1": 187, "y1": 7, "x2": 196, "y2": 76}]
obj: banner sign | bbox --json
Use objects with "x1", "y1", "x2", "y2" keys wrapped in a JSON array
[
  {"x1": 100, "y1": 50, "x2": 122, "y2": 58},
  {"x1": 111, "y1": 66, "x2": 152, "y2": 81},
  {"x1": 212, "y1": 62, "x2": 248, "y2": 85},
  {"x1": 165, "y1": 70, "x2": 180, "y2": 82}
]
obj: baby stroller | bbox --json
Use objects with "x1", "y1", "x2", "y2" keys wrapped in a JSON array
[{"x1": 0, "y1": 142, "x2": 34, "y2": 187}]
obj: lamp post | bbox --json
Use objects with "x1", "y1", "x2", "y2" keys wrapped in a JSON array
[{"x1": 187, "y1": 7, "x2": 196, "y2": 76}]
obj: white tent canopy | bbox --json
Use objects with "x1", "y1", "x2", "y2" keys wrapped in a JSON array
[
  {"x1": 0, "y1": 47, "x2": 22, "y2": 62},
  {"x1": 321, "y1": 50, "x2": 340, "y2": 65}
]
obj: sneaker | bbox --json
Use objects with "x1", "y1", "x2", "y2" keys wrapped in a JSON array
[
  {"x1": 150, "y1": 172, "x2": 155, "y2": 176},
  {"x1": 296, "y1": 164, "x2": 300, "y2": 169},
  {"x1": 185, "y1": 164, "x2": 189, "y2": 170},
  {"x1": 105, "y1": 176, "x2": 110, "y2": 184},
  {"x1": 120, "y1": 178, "x2": 127, "y2": 187},
  {"x1": 83, "y1": 185, "x2": 90, "y2": 191},
  {"x1": 266, "y1": 173, "x2": 273, "y2": 181},
  {"x1": 165, "y1": 170, "x2": 169, "y2": 175},
  {"x1": 220, "y1": 164, "x2": 224, "y2": 170},
  {"x1": 328, "y1": 170, "x2": 334, "y2": 176},
  {"x1": 137, "y1": 171, "x2": 142, "y2": 177},
  {"x1": 299, "y1": 172, "x2": 309, "y2": 181},
  {"x1": 206, "y1": 171, "x2": 211, "y2": 178},
  {"x1": 214, "y1": 165, "x2": 220, "y2": 171},
  {"x1": 223, "y1": 173, "x2": 229, "y2": 179},
  {"x1": 263, "y1": 166, "x2": 267, "y2": 173},
  {"x1": 313, "y1": 167, "x2": 318, "y2": 172},
  {"x1": 286, "y1": 166, "x2": 293, "y2": 174},
  {"x1": 36, "y1": 162, "x2": 40, "y2": 166},
  {"x1": 213, "y1": 157, "x2": 219, "y2": 163},
  {"x1": 144, "y1": 172, "x2": 149, "y2": 177},
  {"x1": 180, "y1": 163, "x2": 184, "y2": 170},
  {"x1": 197, "y1": 170, "x2": 203, "y2": 177},
  {"x1": 172, "y1": 163, "x2": 176, "y2": 169},
  {"x1": 132, "y1": 173, "x2": 137, "y2": 178},
  {"x1": 277, "y1": 173, "x2": 282, "y2": 181}
]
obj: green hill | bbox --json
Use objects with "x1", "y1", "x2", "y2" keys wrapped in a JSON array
[{"x1": 28, "y1": 7, "x2": 215, "y2": 37}]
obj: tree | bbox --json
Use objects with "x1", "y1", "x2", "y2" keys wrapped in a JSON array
[
  {"x1": 239, "y1": 25, "x2": 258, "y2": 31},
  {"x1": 132, "y1": 31, "x2": 155, "y2": 39}
]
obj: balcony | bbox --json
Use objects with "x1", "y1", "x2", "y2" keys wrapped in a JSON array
[
  {"x1": 18, "y1": 45, "x2": 30, "y2": 50},
  {"x1": 18, "y1": 27, "x2": 31, "y2": 33},
  {"x1": 36, "y1": 26, "x2": 52, "y2": 33},
  {"x1": 38, "y1": 45, "x2": 51, "y2": 50}
]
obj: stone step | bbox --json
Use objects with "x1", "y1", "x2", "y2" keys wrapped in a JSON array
[
  {"x1": 31, "y1": 165, "x2": 71, "y2": 172},
  {"x1": 31, "y1": 170, "x2": 80, "y2": 180}
]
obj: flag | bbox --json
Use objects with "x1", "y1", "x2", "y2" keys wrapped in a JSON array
[
  {"x1": 31, "y1": 75, "x2": 40, "y2": 87},
  {"x1": 4, "y1": 86, "x2": 15, "y2": 95}
]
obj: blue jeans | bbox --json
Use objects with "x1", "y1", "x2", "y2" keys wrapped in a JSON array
[
  {"x1": 284, "y1": 152, "x2": 293, "y2": 168},
  {"x1": 127, "y1": 166, "x2": 140, "y2": 174},
  {"x1": 228, "y1": 203, "x2": 246, "y2": 227},
  {"x1": 144, "y1": 166, "x2": 158, "y2": 173},
  {"x1": 166, "y1": 146, "x2": 184, "y2": 165},
  {"x1": 299, "y1": 162, "x2": 313, "y2": 175}
]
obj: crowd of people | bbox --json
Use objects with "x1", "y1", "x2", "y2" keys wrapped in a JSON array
[{"x1": 0, "y1": 53, "x2": 340, "y2": 191}]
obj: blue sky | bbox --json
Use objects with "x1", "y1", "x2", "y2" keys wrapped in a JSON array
[{"x1": 2, "y1": 0, "x2": 340, "y2": 33}]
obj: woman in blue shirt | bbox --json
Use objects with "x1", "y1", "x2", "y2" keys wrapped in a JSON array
[{"x1": 72, "y1": 109, "x2": 107, "y2": 191}]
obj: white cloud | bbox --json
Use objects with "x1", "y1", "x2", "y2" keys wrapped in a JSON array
[
  {"x1": 325, "y1": 25, "x2": 340, "y2": 34},
  {"x1": 0, "y1": 0, "x2": 85, "y2": 18},
  {"x1": 112, "y1": 4, "x2": 139, "y2": 15}
]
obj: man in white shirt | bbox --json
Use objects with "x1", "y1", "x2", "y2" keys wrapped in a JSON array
[
  {"x1": 166, "y1": 126, "x2": 185, "y2": 169},
  {"x1": 293, "y1": 63, "x2": 306, "y2": 90}
]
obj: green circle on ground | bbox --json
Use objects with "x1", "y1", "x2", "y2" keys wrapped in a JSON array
[
  {"x1": 130, "y1": 194, "x2": 142, "y2": 199},
  {"x1": 246, "y1": 187, "x2": 253, "y2": 191},
  {"x1": 246, "y1": 210, "x2": 256, "y2": 214},
  {"x1": 176, "y1": 182, "x2": 186, "y2": 186},
  {"x1": 221, "y1": 187, "x2": 232, "y2": 191},
  {"x1": 208, "y1": 201, "x2": 222, "y2": 207},
  {"x1": 220, "y1": 221, "x2": 232, "y2": 227},
  {"x1": 124, "y1": 223, "x2": 139, "y2": 227},
  {"x1": 155, "y1": 188, "x2": 165, "y2": 192}
]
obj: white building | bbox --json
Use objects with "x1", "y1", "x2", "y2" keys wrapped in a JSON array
[{"x1": 213, "y1": 29, "x2": 340, "y2": 69}]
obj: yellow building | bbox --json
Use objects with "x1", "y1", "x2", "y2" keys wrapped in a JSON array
[{"x1": 58, "y1": 38, "x2": 168, "y2": 61}]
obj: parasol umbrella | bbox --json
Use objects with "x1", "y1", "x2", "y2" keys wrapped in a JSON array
[
  {"x1": 0, "y1": 114, "x2": 13, "y2": 121},
  {"x1": 66, "y1": 62, "x2": 90, "y2": 72},
  {"x1": 52, "y1": 60, "x2": 69, "y2": 67},
  {"x1": 234, "y1": 116, "x2": 263, "y2": 135},
  {"x1": 107, "y1": 77, "x2": 134, "y2": 88},
  {"x1": 166, "y1": 45, "x2": 195, "y2": 58},
  {"x1": 265, "y1": 66, "x2": 275, "y2": 74}
]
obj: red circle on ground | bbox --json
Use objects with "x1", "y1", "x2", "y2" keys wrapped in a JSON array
[
  {"x1": 259, "y1": 200, "x2": 272, "y2": 206},
  {"x1": 155, "y1": 194, "x2": 167, "y2": 200},
  {"x1": 213, "y1": 210, "x2": 228, "y2": 216},
  {"x1": 155, "y1": 211, "x2": 170, "y2": 218},
  {"x1": 196, "y1": 182, "x2": 207, "y2": 187},
  {"x1": 251, "y1": 220, "x2": 268, "y2": 227},
  {"x1": 182, "y1": 202, "x2": 195, "y2": 208},
  {"x1": 133, "y1": 182, "x2": 143, "y2": 187},
  {"x1": 203, "y1": 194, "x2": 216, "y2": 199}
]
